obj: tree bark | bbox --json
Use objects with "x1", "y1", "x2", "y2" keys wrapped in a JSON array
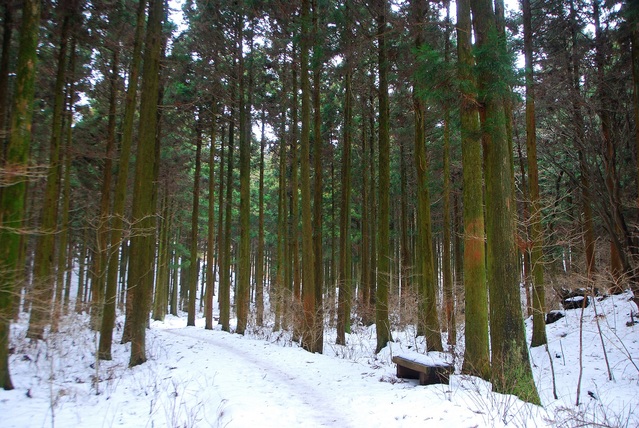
[
  {"x1": 128, "y1": 0, "x2": 163, "y2": 367},
  {"x1": 256, "y1": 109, "x2": 266, "y2": 326},
  {"x1": 187, "y1": 115, "x2": 203, "y2": 327},
  {"x1": 311, "y1": 0, "x2": 324, "y2": 353},
  {"x1": 0, "y1": 0, "x2": 41, "y2": 390},
  {"x1": 205, "y1": 105, "x2": 218, "y2": 330},
  {"x1": 410, "y1": 0, "x2": 442, "y2": 352},
  {"x1": 471, "y1": 0, "x2": 540, "y2": 403},
  {"x1": 104, "y1": 0, "x2": 146, "y2": 353},
  {"x1": 375, "y1": 0, "x2": 392, "y2": 353},
  {"x1": 300, "y1": 0, "x2": 317, "y2": 352},
  {"x1": 523, "y1": 0, "x2": 547, "y2": 347},
  {"x1": 28, "y1": 1, "x2": 73, "y2": 340}
]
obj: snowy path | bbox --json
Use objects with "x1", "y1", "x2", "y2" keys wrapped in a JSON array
[{"x1": 160, "y1": 327, "x2": 353, "y2": 427}]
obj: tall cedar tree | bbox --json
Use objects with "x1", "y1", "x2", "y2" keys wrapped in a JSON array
[
  {"x1": 27, "y1": 1, "x2": 74, "y2": 339},
  {"x1": 442, "y1": 2, "x2": 455, "y2": 347},
  {"x1": 205, "y1": 106, "x2": 218, "y2": 330},
  {"x1": 311, "y1": 0, "x2": 324, "y2": 354},
  {"x1": 409, "y1": 0, "x2": 442, "y2": 351},
  {"x1": 470, "y1": 0, "x2": 540, "y2": 403},
  {"x1": 255, "y1": 110, "x2": 266, "y2": 326},
  {"x1": 237, "y1": 7, "x2": 250, "y2": 335},
  {"x1": 337, "y1": 1, "x2": 353, "y2": 346},
  {"x1": 523, "y1": 0, "x2": 547, "y2": 347},
  {"x1": 99, "y1": 0, "x2": 146, "y2": 357},
  {"x1": 51, "y1": 37, "x2": 77, "y2": 334},
  {"x1": 300, "y1": 0, "x2": 318, "y2": 352},
  {"x1": 456, "y1": 0, "x2": 489, "y2": 379},
  {"x1": 0, "y1": 0, "x2": 41, "y2": 390},
  {"x1": 187, "y1": 115, "x2": 203, "y2": 326},
  {"x1": 0, "y1": 3, "x2": 12, "y2": 169},
  {"x1": 91, "y1": 47, "x2": 119, "y2": 332},
  {"x1": 567, "y1": 0, "x2": 595, "y2": 279},
  {"x1": 375, "y1": 0, "x2": 392, "y2": 353},
  {"x1": 128, "y1": 0, "x2": 163, "y2": 367}
]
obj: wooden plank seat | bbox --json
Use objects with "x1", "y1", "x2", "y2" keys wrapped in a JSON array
[{"x1": 392, "y1": 352, "x2": 454, "y2": 385}]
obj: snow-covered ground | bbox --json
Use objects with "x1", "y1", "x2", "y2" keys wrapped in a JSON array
[{"x1": 2, "y1": 290, "x2": 638, "y2": 427}]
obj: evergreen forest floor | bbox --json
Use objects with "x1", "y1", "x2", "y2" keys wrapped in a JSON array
[{"x1": 1, "y1": 290, "x2": 638, "y2": 427}]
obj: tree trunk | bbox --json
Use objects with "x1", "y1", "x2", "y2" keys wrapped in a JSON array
[
  {"x1": 471, "y1": 0, "x2": 540, "y2": 403},
  {"x1": 0, "y1": 3, "x2": 12, "y2": 171},
  {"x1": 220, "y1": 107, "x2": 234, "y2": 332},
  {"x1": 28, "y1": 2, "x2": 73, "y2": 340},
  {"x1": 128, "y1": 0, "x2": 163, "y2": 367},
  {"x1": 311, "y1": 0, "x2": 324, "y2": 353},
  {"x1": 442, "y1": 2, "x2": 455, "y2": 347},
  {"x1": 300, "y1": 0, "x2": 317, "y2": 352},
  {"x1": 410, "y1": 0, "x2": 442, "y2": 352},
  {"x1": 102, "y1": 0, "x2": 146, "y2": 355},
  {"x1": 52, "y1": 38, "x2": 77, "y2": 334},
  {"x1": 337, "y1": 4, "x2": 352, "y2": 346},
  {"x1": 275, "y1": 109, "x2": 288, "y2": 331},
  {"x1": 256, "y1": 109, "x2": 266, "y2": 326},
  {"x1": 0, "y1": 0, "x2": 41, "y2": 390},
  {"x1": 523, "y1": 0, "x2": 547, "y2": 347},
  {"x1": 91, "y1": 47, "x2": 119, "y2": 331},
  {"x1": 187, "y1": 114, "x2": 203, "y2": 327},
  {"x1": 237, "y1": 11, "x2": 250, "y2": 335},
  {"x1": 375, "y1": 0, "x2": 392, "y2": 353},
  {"x1": 205, "y1": 105, "x2": 218, "y2": 330},
  {"x1": 153, "y1": 188, "x2": 171, "y2": 322}
]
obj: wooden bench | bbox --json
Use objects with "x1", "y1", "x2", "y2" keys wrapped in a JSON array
[{"x1": 392, "y1": 352, "x2": 454, "y2": 385}]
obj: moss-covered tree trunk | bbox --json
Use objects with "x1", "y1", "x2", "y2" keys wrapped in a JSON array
[
  {"x1": 0, "y1": 0, "x2": 41, "y2": 390},
  {"x1": 0, "y1": 3, "x2": 12, "y2": 171},
  {"x1": 100, "y1": 0, "x2": 146, "y2": 357},
  {"x1": 274, "y1": 109, "x2": 288, "y2": 331},
  {"x1": 410, "y1": 0, "x2": 442, "y2": 352},
  {"x1": 375, "y1": 0, "x2": 392, "y2": 354},
  {"x1": 457, "y1": 0, "x2": 489, "y2": 374},
  {"x1": 360, "y1": 92, "x2": 371, "y2": 326},
  {"x1": 470, "y1": 0, "x2": 540, "y2": 403},
  {"x1": 128, "y1": 0, "x2": 163, "y2": 367},
  {"x1": 220, "y1": 106, "x2": 234, "y2": 332},
  {"x1": 52, "y1": 38, "x2": 77, "y2": 334},
  {"x1": 28, "y1": 2, "x2": 73, "y2": 340},
  {"x1": 187, "y1": 116, "x2": 203, "y2": 327},
  {"x1": 237, "y1": 10, "x2": 250, "y2": 335},
  {"x1": 442, "y1": 2, "x2": 455, "y2": 347},
  {"x1": 300, "y1": 0, "x2": 317, "y2": 352},
  {"x1": 311, "y1": 0, "x2": 324, "y2": 353},
  {"x1": 153, "y1": 189, "x2": 171, "y2": 322},
  {"x1": 523, "y1": 0, "x2": 547, "y2": 348},
  {"x1": 255, "y1": 109, "x2": 266, "y2": 326},
  {"x1": 91, "y1": 47, "x2": 119, "y2": 331},
  {"x1": 205, "y1": 106, "x2": 218, "y2": 330},
  {"x1": 337, "y1": 4, "x2": 352, "y2": 346}
]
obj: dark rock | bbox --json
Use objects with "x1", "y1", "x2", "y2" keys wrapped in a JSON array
[
  {"x1": 558, "y1": 288, "x2": 590, "y2": 310},
  {"x1": 545, "y1": 310, "x2": 565, "y2": 324}
]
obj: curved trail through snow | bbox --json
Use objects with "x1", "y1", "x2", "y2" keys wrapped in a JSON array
[{"x1": 160, "y1": 328, "x2": 354, "y2": 427}]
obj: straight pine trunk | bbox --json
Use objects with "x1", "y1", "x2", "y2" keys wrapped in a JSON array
[
  {"x1": 128, "y1": 0, "x2": 163, "y2": 367},
  {"x1": 457, "y1": 0, "x2": 489, "y2": 380},
  {"x1": 100, "y1": 0, "x2": 147, "y2": 358},
  {"x1": 375, "y1": 0, "x2": 392, "y2": 353},
  {"x1": 187, "y1": 116, "x2": 203, "y2": 327},
  {"x1": 28, "y1": 4, "x2": 73, "y2": 340},
  {"x1": 0, "y1": 0, "x2": 41, "y2": 390},
  {"x1": 470, "y1": 0, "x2": 540, "y2": 403}
]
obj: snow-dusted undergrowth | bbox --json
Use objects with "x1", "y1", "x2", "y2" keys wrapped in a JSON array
[{"x1": 1, "y1": 290, "x2": 637, "y2": 427}]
